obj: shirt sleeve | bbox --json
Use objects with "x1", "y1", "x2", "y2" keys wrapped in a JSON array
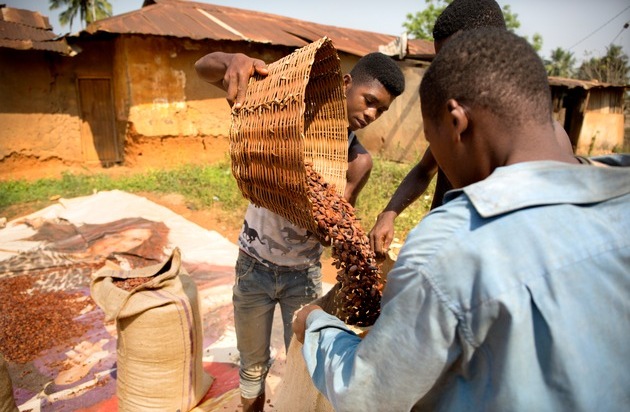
[{"x1": 302, "y1": 261, "x2": 461, "y2": 411}]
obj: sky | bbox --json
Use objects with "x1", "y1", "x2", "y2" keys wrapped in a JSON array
[{"x1": 8, "y1": 0, "x2": 630, "y2": 64}]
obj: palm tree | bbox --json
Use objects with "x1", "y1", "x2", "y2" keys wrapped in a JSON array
[
  {"x1": 545, "y1": 47, "x2": 576, "y2": 78},
  {"x1": 49, "y1": 0, "x2": 113, "y2": 31},
  {"x1": 578, "y1": 44, "x2": 630, "y2": 85}
]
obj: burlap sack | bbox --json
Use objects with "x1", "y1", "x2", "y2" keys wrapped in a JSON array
[
  {"x1": 274, "y1": 338, "x2": 334, "y2": 412},
  {"x1": 274, "y1": 285, "x2": 367, "y2": 412},
  {"x1": 0, "y1": 355, "x2": 18, "y2": 412},
  {"x1": 275, "y1": 251, "x2": 399, "y2": 411},
  {"x1": 91, "y1": 248, "x2": 212, "y2": 412}
]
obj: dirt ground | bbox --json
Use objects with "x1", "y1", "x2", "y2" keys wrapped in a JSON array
[
  {"x1": 0, "y1": 136, "x2": 233, "y2": 181},
  {"x1": 0, "y1": 136, "x2": 340, "y2": 283}
]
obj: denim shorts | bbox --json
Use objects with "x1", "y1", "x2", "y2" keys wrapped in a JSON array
[{"x1": 233, "y1": 250, "x2": 322, "y2": 398}]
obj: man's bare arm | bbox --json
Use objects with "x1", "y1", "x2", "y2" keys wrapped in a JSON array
[{"x1": 368, "y1": 148, "x2": 438, "y2": 255}]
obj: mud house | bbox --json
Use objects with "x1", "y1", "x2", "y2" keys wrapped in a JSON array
[
  {"x1": 549, "y1": 77, "x2": 628, "y2": 154},
  {"x1": 3, "y1": 1, "x2": 624, "y2": 174},
  {"x1": 0, "y1": 0, "x2": 434, "y2": 171},
  {"x1": 0, "y1": 6, "x2": 82, "y2": 165}
]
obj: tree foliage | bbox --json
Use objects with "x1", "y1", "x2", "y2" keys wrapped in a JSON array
[
  {"x1": 577, "y1": 44, "x2": 630, "y2": 85},
  {"x1": 545, "y1": 47, "x2": 576, "y2": 78},
  {"x1": 50, "y1": 0, "x2": 112, "y2": 29},
  {"x1": 403, "y1": 0, "x2": 542, "y2": 51},
  {"x1": 403, "y1": 0, "x2": 444, "y2": 41}
]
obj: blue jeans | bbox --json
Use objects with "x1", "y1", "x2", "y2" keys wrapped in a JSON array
[{"x1": 233, "y1": 250, "x2": 322, "y2": 398}]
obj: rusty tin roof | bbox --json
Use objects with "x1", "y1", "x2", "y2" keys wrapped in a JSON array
[
  {"x1": 548, "y1": 76, "x2": 629, "y2": 90},
  {"x1": 82, "y1": 0, "x2": 434, "y2": 59},
  {"x1": 0, "y1": 5, "x2": 76, "y2": 55}
]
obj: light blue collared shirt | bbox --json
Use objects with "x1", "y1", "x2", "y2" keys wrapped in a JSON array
[{"x1": 303, "y1": 158, "x2": 630, "y2": 412}]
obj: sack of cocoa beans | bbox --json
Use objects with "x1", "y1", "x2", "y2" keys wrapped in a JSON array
[
  {"x1": 0, "y1": 354, "x2": 18, "y2": 412},
  {"x1": 274, "y1": 284, "x2": 372, "y2": 412},
  {"x1": 90, "y1": 248, "x2": 212, "y2": 412}
]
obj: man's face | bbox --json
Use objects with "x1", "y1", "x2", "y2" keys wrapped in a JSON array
[{"x1": 344, "y1": 76, "x2": 395, "y2": 131}]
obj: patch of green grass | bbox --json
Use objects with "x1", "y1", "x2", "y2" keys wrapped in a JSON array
[
  {"x1": 354, "y1": 158, "x2": 434, "y2": 243},
  {"x1": 0, "y1": 162, "x2": 248, "y2": 216}
]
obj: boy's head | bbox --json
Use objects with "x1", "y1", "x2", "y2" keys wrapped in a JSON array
[
  {"x1": 343, "y1": 52, "x2": 405, "y2": 131},
  {"x1": 420, "y1": 28, "x2": 553, "y2": 187},
  {"x1": 432, "y1": 0, "x2": 506, "y2": 52}
]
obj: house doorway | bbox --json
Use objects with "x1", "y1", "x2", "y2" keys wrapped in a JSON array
[{"x1": 77, "y1": 77, "x2": 121, "y2": 165}]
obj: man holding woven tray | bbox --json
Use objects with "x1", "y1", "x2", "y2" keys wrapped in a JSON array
[{"x1": 196, "y1": 49, "x2": 404, "y2": 411}]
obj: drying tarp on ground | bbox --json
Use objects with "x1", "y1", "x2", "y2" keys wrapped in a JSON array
[{"x1": 0, "y1": 190, "x2": 299, "y2": 411}]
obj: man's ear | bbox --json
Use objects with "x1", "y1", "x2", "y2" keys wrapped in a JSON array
[
  {"x1": 447, "y1": 99, "x2": 469, "y2": 137},
  {"x1": 343, "y1": 74, "x2": 352, "y2": 93}
]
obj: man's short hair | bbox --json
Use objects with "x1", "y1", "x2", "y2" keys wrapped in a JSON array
[
  {"x1": 433, "y1": 0, "x2": 506, "y2": 41},
  {"x1": 350, "y1": 52, "x2": 405, "y2": 97},
  {"x1": 420, "y1": 28, "x2": 552, "y2": 125}
]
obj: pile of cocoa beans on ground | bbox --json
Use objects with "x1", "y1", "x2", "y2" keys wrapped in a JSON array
[
  {"x1": 0, "y1": 275, "x2": 90, "y2": 363},
  {"x1": 305, "y1": 163, "x2": 383, "y2": 327}
]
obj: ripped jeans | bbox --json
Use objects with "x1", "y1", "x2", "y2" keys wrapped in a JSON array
[{"x1": 233, "y1": 250, "x2": 322, "y2": 398}]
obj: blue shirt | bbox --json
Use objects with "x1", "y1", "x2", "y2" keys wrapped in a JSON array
[{"x1": 302, "y1": 159, "x2": 630, "y2": 412}]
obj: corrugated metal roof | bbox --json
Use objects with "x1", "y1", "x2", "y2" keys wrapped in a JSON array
[
  {"x1": 0, "y1": 37, "x2": 75, "y2": 54},
  {"x1": 83, "y1": 0, "x2": 434, "y2": 59},
  {"x1": 0, "y1": 5, "x2": 76, "y2": 55},
  {"x1": 1, "y1": 6, "x2": 52, "y2": 30},
  {"x1": 548, "y1": 76, "x2": 628, "y2": 90}
]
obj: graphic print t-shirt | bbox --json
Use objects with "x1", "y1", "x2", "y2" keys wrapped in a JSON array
[
  {"x1": 238, "y1": 131, "x2": 356, "y2": 268},
  {"x1": 238, "y1": 205, "x2": 323, "y2": 269}
]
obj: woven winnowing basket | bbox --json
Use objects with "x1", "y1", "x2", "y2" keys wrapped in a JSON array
[{"x1": 230, "y1": 37, "x2": 348, "y2": 234}]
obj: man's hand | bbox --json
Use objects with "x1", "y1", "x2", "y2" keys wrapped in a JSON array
[
  {"x1": 292, "y1": 304, "x2": 323, "y2": 344},
  {"x1": 194, "y1": 52, "x2": 268, "y2": 108},
  {"x1": 368, "y1": 211, "x2": 396, "y2": 258},
  {"x1": 222, "y1": 54, "x2": 268, "y2": 108}
]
